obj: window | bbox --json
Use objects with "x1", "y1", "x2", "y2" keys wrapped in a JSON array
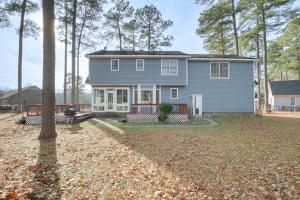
[
  {"x1": 136, "y1": 59, "x2": 144, "y2": 71},
  {"x1": 141, "y1": 90, "x2": 153, "y2": 103},
  {"x1": 170, "y1": 88, "x2": 178, "y2": 100},
  {"x1": 93, "y1": 89, "x2": 105, "y2": 111},
  {"x1": 116, "y1": 89, "x2": 128, "y2": 111},
  {"x1": 111, "y1": 59, "x2": 119, "y2": 71},
  {"x1": 161, "y1": 59, "x2": 178, "y2": 75},
  {"x1": 210, "y1": 62, "x2": 229, "y2": 78},
  {"x1": 291, "y1": 96, "x2": 296, "y2": 106}
]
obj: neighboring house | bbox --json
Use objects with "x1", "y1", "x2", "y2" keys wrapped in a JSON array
[
  {"x1": 0, "y1": 86, "x2": 42, "y2": 105},
  {"x1": 269, "y1": 80, "x2": 300, "y2": 111},
  {"x1": 85, "y1": 50, "x2": 255, "y2": 119}
]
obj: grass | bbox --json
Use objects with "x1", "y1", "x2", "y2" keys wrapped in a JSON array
[{"x1": 1, "y1": 113, "x2": 300, "y2": 199}]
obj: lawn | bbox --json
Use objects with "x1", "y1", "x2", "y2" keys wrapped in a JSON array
[{"x1": 0, "y1": 113, "x2": 300, "y2": 199}]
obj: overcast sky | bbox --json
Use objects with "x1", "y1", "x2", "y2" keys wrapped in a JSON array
[{"x1": 0, "y1": 0, "x2": 299, "y2": 91}]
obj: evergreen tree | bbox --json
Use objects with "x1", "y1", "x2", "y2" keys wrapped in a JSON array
[
  {"x1": 123, "y1": 19, "x2": 140, "y2": 51},
  {"x1": 197, "y1": 1, "x2": 234, "y2": 55},
  {"x1": 135, "y1": 5, "x2": 173, "y2": 51},
  {"x1": 103, "y1": 0, "x2": 133, "y2": 50},
  {"x1": 5, "y1": 0, "x2": 39, "y2": 110}
]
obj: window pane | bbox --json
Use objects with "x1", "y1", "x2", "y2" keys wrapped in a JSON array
[
  {"x1": 141, "y1": 90, "x2": 153, "y2": 103},
  {"x1": 211, "y1": 63, "x2": 219, "y2": 78},
  {"x1": 169, "y1": 60, "x2": 177, "y2": 68},
  {"x1": 134, "y1": 90, "x2": 138, "y2": 103},
  {"x1": 291, "y1": 97, "x2": 296, "y2": 105},
  {"x1": 171, "y1": 89, "x2": 178, "y2": 99},
  {"x1": 117, "y1": 106, "x2": 128, "y2": 111},
  {"x1": 170, "y1": 66, "x2": 177, "y2": 75},
  {"x1": 161, "y1": 67, "x2": 169, "y2": 75},
  {"x1": 136, "y1": 60, "x2": 144, "y2": 71},
  {"x1": 94, "y1": 106, "x2": 104, "y2": 111},
  {"x1": 117, "y1": 89, "x2": 122, "y2": 104},
  {"x1": 156, "y1": 89, "x2": 160, "y2": 103},
  {"x1": 94, "y1": 89, "x2": 104, "y2": 104},
  {"x1": 220, "y1": 63, "x2": 228, "y2": 78},
  {"x1": 161, "y1": 60, "x2": 169, "y2": 75},
  {"x1": 112, "y1": 60, "x2": 119, "y2": 70},
  {"x1": 123, "y1": 90, "x2": 128, "y2": 103}
]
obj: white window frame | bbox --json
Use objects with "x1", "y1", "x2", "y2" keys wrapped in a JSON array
[
  {"x1": 170, "y1": 88, "x2": 178, "y2": 100},
  {"x1": 111, "y1": 59, "x2": 119, "y2": 71},
  {"x1": 291, "y1": 96, "x2": 296, "y2": 106},
  {"x1": 210, "y1": 62, "x2": 230, "y2": 79},
  {"x1": 92, "y1": 87, "x2": 129, "y2": 113},
  {"x1": 136, "y1": 59, "x2": 144, "y2": 71},
  {"x1": 161, "y1": 59, "x2": 178, "y2": 76}
]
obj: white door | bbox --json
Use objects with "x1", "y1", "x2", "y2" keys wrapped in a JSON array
[
  {"x1": 106, "y1": 91, "x2": 115, "y2": 111},
  {"x1": 192, "y1": 94, "x2": 202, "y2": 117}
]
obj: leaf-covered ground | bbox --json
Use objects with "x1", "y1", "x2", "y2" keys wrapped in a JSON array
[{"x1": 0, "y1": 113, "x2": 300, "y2": 199}]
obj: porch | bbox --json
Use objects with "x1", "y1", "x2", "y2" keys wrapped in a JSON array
[
  {"x1": 25, "y1": 104, "x2": 93, "y2": 125},
  {"x1": 127, "y1": 103, "x2": 189, "y2": 123}
]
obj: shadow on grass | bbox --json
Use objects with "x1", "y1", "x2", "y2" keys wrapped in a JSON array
[{"x1": 31, "y1": 139, "x2": 61, "y2": 199}]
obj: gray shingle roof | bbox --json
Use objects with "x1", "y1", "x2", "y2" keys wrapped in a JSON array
[
  {"x1": 86, "y1": 50, "x2": 188, "y2": 56},
  {"x1": 269, "y1": 80, "x2": 300, "y2": 95},
  {"x1": 86, "y1": 50, "x2": 256, "y2": 60},
  {"x1": 189, "y1": 54, "x2": 255, "y2": 60}
]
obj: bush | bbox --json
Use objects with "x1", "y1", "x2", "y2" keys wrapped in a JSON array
[{"x1": 158, "y1": 103, "x2": 173, "y2": 122}]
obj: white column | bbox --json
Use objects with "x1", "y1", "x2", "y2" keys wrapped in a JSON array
[
  {"x1": 153, "y1": 84, "x2": 156, "y2": 104},
  {"x1": 137, "y1": 85, "x2": 141, "y2": 104}
]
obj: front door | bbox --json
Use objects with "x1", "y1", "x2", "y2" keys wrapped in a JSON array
[
  {"x1": 107, "y1": 91, "x2": 115, "y2": 111},
  {"x1": 192, "y1": 94, "x2": 202, "y2": 117}
]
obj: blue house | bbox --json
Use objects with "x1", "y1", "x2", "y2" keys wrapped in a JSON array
[{"x1": 85, "y1": 50, "x2": 255, "y2": 121}]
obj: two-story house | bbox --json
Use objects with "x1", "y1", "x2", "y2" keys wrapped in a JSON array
[{"x1": 85, "y1": 50, "x2": 255, "y2": 121}]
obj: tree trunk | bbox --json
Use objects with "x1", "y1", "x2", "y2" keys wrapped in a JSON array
[
  {"x1": 63, "y1": 0, "x2": 68, "y2": 104},
  {"x1": 18, "y1": 0, "x2": 27, "y2": 112},
  {"x1": 231, "y1": 0, "x2": 239, "y2": 56},
  {"x1": 262, "y1": 2, "x2": 269, "y2": 112},
  {"x1": 71, "y1": 0, "x2": 77, "y2": 105},
  {"x1": 256, "y1": 13, "x2": 261, "y2": 113},
  {"x1": 76, "y1": 44, "x2": 80, "y2": 104},
  {"x1": 39, "y1": 0, "x2": 56, "y2": 139},
  {"x1": 117, "y1": 18, "x2": 122, "y2": 50},
  {"x1": 148, "y1": 21, "x2": 151, "y2": 51}
]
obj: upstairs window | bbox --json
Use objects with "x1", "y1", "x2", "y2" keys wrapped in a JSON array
[
  {"x1": 161, "y1": 59, "x2": 178, "y2": 76},
  {"x1": 111, "y1": 59, "x2": 119, "y2": 71},
  {"x1": 136, "y1": 59, "x2": 144, "y2": 71},
  {"x1": 210, "y1": 62, "x2": 229, "y2": 79}
]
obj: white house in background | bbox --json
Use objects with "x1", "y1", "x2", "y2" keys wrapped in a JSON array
[{"x1": 269, "y1": 80, "x2": 300, "y2": 111}]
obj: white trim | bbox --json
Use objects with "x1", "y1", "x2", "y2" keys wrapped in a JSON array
[
  {"x1": 111, "y1": 59, "x2": 119, "y2": 71},
  {"x1": 161, "y1": 59, "x2": 178, "y2": 76},
  {"x1": 185, "y1": 59, "x2": 188, "y2": 85},
  {"x1": 170, "y1": 88, "x2": 178, "y2": 100},
  {"x1": 86, "y1": 55, "x2": 191, "y2": 59},
  {"x1": 210, "y1": 62, "x2": 230, "y2": 79},
  {"x1": 92, "y1": 87, "x2": 130, "y2": 113},
  {"x1": 136, "y1": 59, "x2": 144, "y2": 71},
  {"x1": 189, "y1": 58, "x2": 257, "y2": 62}
]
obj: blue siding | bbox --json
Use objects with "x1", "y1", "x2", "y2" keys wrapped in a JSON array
[
  {"x1": 89, "y1": 58, "x2": 187, "y2": 85},
  {"x1": 160, "y1": 61, "x2": 254, "y2": 112}
]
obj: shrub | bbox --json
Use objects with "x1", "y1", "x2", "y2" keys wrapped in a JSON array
[{"x1": 158, "y1": 103, "x2": 173, "y2": 122}]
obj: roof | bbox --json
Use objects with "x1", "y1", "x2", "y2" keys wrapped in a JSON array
[
  {"x1": 85, "y1": 50, "x2": 256, "y2": 60},
  {"x1": 269, "y1": 80, "x2": 300, "y2": 95},
  {"x1": 0, "y1": 86, "x2": 41, "y2": 100},
  {"x1": 86, "y1": 50, "x2": 188, "y2": 56},
  {"x1": 189, "y1": 54, "x2": 255, "y2": 60}
]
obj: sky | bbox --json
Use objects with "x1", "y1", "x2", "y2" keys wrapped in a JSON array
[{"x1": 0, "y1": 0, "x2": 299, "y2": 91}]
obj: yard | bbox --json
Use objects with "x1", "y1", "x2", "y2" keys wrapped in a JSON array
[{"x1": 0, "y1": 113, "x2": 300, "y2": 199}]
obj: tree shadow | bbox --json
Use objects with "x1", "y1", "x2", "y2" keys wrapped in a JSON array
[{"x1": 30, "y1": 138, "x2": 61, "y2": 199}]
